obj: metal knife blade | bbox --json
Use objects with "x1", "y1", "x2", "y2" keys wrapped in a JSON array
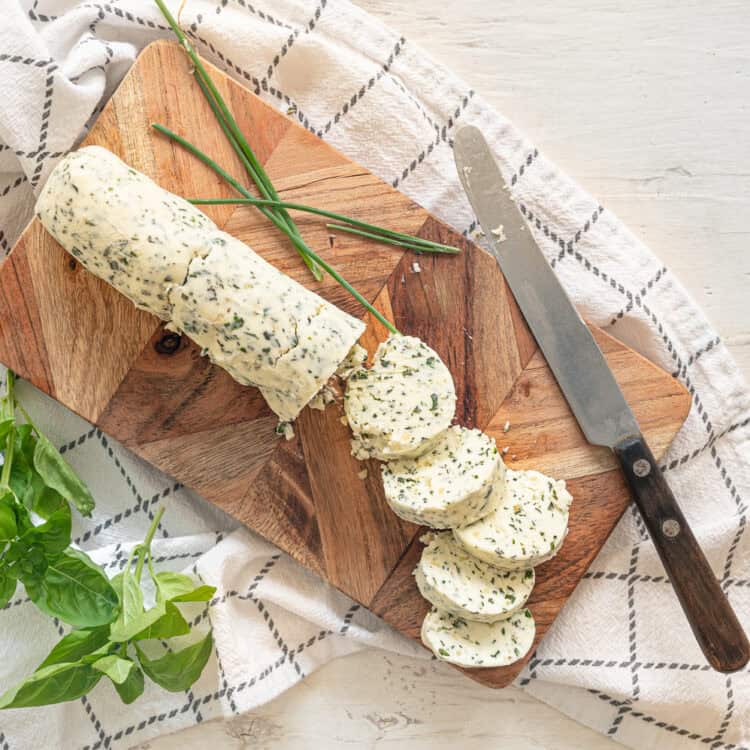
[{"x1": 454, "y1": 125, "x2": 639, "y2": 448}]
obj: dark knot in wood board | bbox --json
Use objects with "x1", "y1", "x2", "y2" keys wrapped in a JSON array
[{"x1": 155, "y1": 331, "x2": 182, "y2": 355}]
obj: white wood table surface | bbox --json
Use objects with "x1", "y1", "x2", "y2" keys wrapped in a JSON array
[{"x1": 144, "y1": 2, "x2": 750, "y2": 748}]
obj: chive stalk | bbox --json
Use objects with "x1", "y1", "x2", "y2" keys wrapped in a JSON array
[
  {"x1": 153, "y1": 0, "x2": 322, "y2": 279},
  {"x1": 134, "y1": 506, "x2": 166, "y2": 584},
  {"x1": 325, "y1": 224, "x2": 446, "y2": 253},
  {"x1": 187, "y1": 198, "x2": 460, "y2": 254}
]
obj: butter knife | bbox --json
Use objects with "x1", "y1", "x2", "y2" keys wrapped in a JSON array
[{"x1": 454, "y1": 124, "x2": 749, "y2": 673}]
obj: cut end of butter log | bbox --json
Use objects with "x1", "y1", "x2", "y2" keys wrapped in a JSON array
[
  {"x1": 421, "y1": 607, "x2": 536, "y2": 668},
  {"x1": 415, "y1": 531, "x2": 534, "y2": 623},
  {"x1": 345, "y1": 335, "x2": 456, "y2": 461},
  {"x1": 382, "y1": 426, "x2": 505, "y2": 528},
  {"x1": 170, "y1": 231, "x2": 365, "y2": 422},
  {"x1": 454, "y1": 468, "x2": 573, "y2": 570}
]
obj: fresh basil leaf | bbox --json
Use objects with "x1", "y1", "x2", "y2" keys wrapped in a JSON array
[
  {"x1": 37, "y1": 626, "x2": 111, "y2": 669},
  {"x1": 119, "y1": 569, "x2": 143, "y2": 620},
  {"x1": 154, "y1": 572, "x2": 216, "y2": 603},
  {"x1": 172, "y1": 584, "x2": 215, "y2": 602},
  {"x1": 31, "y1": 486, "x2": 67, "y2": 521},
  {"x1": 133, "y1": 601, "x2": 190, "y2": 641},
  {"x1": 8, "y1": 426, "x2": 38, "y2": 507},
  {"x1": 7, "y1": 471, "x2": 29, "y2": 511},
  {"x1": 0, "y1": 662, "x2": 101, "y2": 708},
  {"x1": 23, "y1": 475, "x2": 47, "y2": 513},
  {"x1": 109, "y1": 568, "x2": 165, "y2": 643},
  {"x1": 28, "y1": 547, "x2": 119, "y2": 627},
  {"x1": 109, "y1": 571, "x2": 124, "y2": 593},
  {"x1": 13, "y1": 424, "x2": 34, "y2": 455},
  {"x1": 0, "y1": 490, "x2": 17, "y2": 541},
  {"x1": 79, "y1": 643, "x2": 117, "y2": 664},
  {"x1": 0, "y1": 569, "x2": 16, "y2": 609},
  {"x1": 11, "y1": 425, "x2": 35, "y2": 471},
  {"x1": 110, "y1": 601, "x2": 166, "y2": 643},
  {"x1": 113, "y1": 664, "x2": 144, "y2": 704},
  {"x1": 9, "y1": 498, "x2": 33, "y2": 535},
  {"x1": 11, "y1": 542, "x2": 48, "y2": 585},
  {"x1": 153, "y1": 571, "x2": 194, "y2": 600},
  {"x1": 33, "y1": 434, "x2": 95, "y2": 518},
  {"x1": 0, "y1": 418, "x2": 13, "y2": 445},
  {"x1": 135, "y1": 631, "x2": 213, "y2": 692},
  {"x1": 22, "y1": 504, "x2": 71, "y2": 559},
  {"x1": 92, "y1": 654, "x2": 135, "y2": 685}
]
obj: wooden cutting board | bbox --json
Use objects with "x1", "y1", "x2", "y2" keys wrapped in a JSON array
[{"x1": 0, "y1": 40, "x2": 690, "y2": 687}]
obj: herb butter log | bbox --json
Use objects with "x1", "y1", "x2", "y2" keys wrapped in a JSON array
[
  {"x1": 421, "y1": 607, "x2": 536, "y2": 668},
  {"x1": 345, "y1": 335, "x2": 456, "y2": 460},
  {"x1": 35, "y1": 146, "x2": 214, "y2": 320},
  {"x1": 454, "y1": 469, "x2": 573, "y2": 570},
  {"x1": 416, "y1": 532, "x2": 535, "y2": 623},
  {"x1": 382, "y1": 426, "x2": 505, "y2": 527},
  {"x1": 35, "y1": 147, "x2": 366, "y2": 423}
]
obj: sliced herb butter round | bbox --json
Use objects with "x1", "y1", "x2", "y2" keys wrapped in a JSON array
[
  {"x1": 344, "y1": 335, "x2": 456, "y2": 461},
  {"x1": 421, "y1": 607, "x2": 535, "y2": 668},
  {"x1": 415, "y1": 531, "x2": 534, "y2": 623},
  {"x1": 169, "y1": 232, "x2": 365, "y2": 422},
  {"x1": 454, "y1": 469, "x2": 573, "y2": 570},
  {"x1": 35, "y1": 146, "x2": 214, "y2": 320},
  {"x1": 382, "y1": 426, "x2": 504, "y2": 527}
]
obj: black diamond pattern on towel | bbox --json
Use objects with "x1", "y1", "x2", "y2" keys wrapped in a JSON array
[
  {"x1": 392, "y1": 90, "x2": 474, "y2": 188},
  {"x1": 318, "y1": 36, "x2": 405, "y2": 138}
]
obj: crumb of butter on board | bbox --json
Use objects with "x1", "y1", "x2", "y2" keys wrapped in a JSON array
[
  {"x1": 275, "y1": 421, "x2": 295, "y2": 441},
  {"x1": 491, "y1": 225, "x2": 506, "y2": 242},
  {"x1": 309, "y1": 385, "x2": 336, "y2": 411}
]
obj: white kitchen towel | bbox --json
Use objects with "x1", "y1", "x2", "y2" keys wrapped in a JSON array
[{"x1": 0, "y1": 1, "x2": 748, "y2": 749}]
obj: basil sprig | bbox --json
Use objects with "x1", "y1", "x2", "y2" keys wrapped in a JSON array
[
  {"x1": 0, "y1": 372, "x2": 217, "y2": 708},
  {"x1": 0, "y1": 372, "x2": 115, "y2": 621}
]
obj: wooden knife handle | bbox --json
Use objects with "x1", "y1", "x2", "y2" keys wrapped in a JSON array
[{"x1": 614, "y1": 435, "x2": 750, "y2": 673}]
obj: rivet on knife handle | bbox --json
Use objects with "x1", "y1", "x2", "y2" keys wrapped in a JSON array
[{"x1": 615, "y1": 435, "x2": 750, "y2": 673}]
